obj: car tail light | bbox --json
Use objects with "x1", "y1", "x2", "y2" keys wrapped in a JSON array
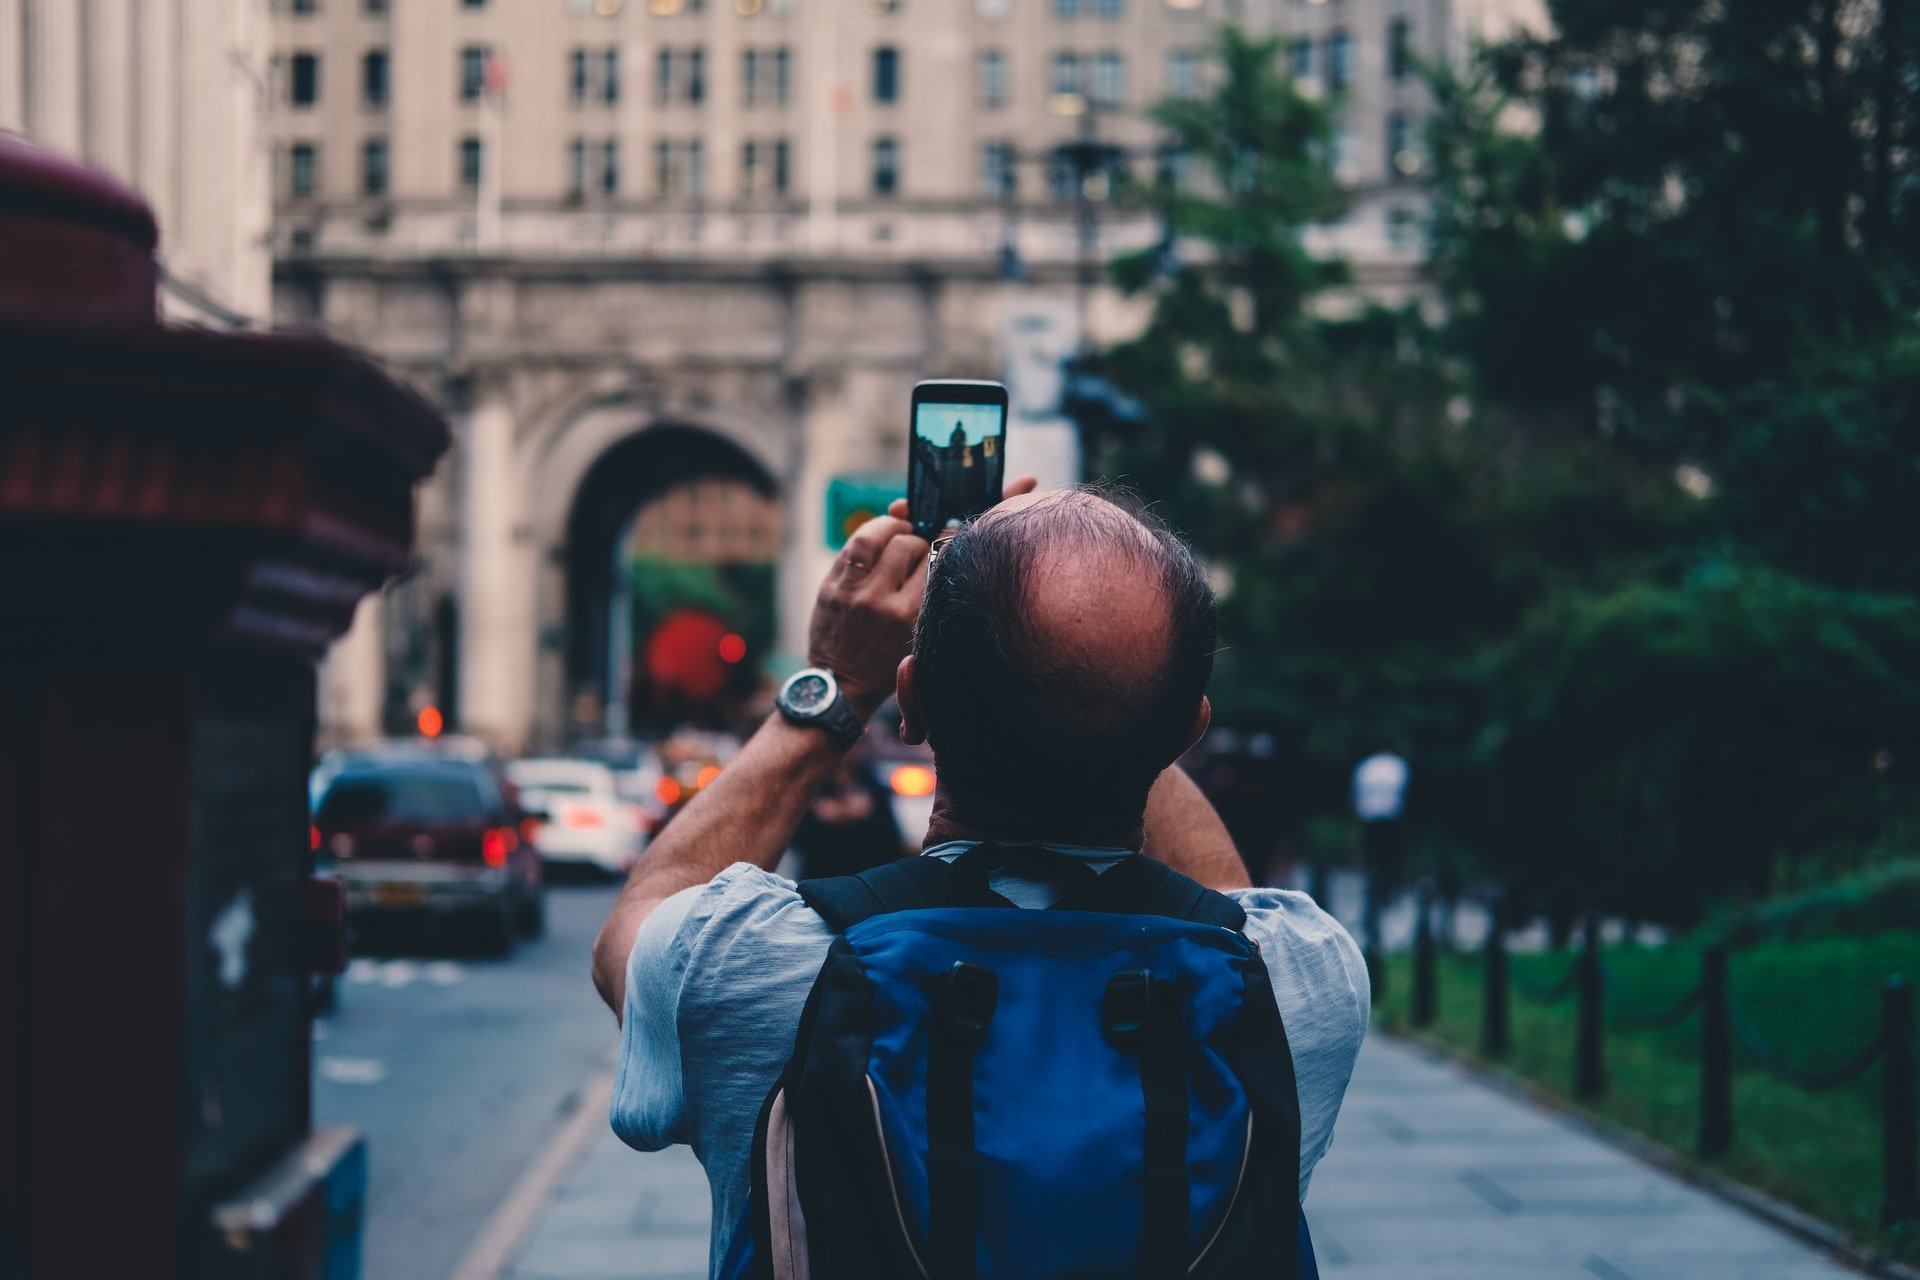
[
  {"x1": 560, "y1": 803, "x2": 605, "y2": 830},
  {"x1": 520, "y1": 817, "x2": 543, "y2": 844},
  {"x1": 655, "y1": 776, "x2": 682, "y2": 806},
  {"x1": 891, "y1": 765, "x2": 936, "y2": 797},
  {"x1": 310, "y1": 824, "x2": 321, "y2": 852},
  {"x1": 695, "y1": 764, "x2": 721, "y2": 790},
  {"x1": 482, "y1": 826, "x2": 519, "y2": 868}
]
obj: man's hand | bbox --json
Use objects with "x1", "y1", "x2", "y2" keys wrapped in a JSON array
[{"x1": 807, "y1": 516, "x2": 932, "y2": 720}]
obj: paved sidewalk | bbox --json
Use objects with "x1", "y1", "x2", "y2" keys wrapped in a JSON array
[{"x1": 503, "y1": 1035, "x2": 1857, "y2": 1280}]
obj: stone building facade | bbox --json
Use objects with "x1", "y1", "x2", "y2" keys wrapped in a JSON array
[
  {"x1": 0, "y1": 0, "x2": 274, "y2": 325},
  {"x1": 264, "y1": 0, "x2": 1540, "y2": 752}
]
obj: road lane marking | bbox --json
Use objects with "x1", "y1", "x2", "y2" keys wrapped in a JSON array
[{"x1": 444, "y1": 1070, "x2": 615, "y2": 1280}]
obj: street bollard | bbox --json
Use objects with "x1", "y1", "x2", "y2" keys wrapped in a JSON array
[
  {"x1": 1481, "y1": 894, "x2": 1511, "y2": 1058},
  {"x1": 1574, "y1": 914, "x2": 1608, "y2": 1099},
  {"x1": 1698, "y1": 942, "x2": 1733, "y2": 1158},
  {"x1": 1411, "y1": 881, "x2": 1437, "y2": 1028},
  {"x1": 1884, "y1": 977, "x2": 1918, "y2": 1228}
]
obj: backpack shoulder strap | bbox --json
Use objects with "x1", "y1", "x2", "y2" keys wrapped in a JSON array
[
  {"x1": 1053, "y1": 853, "x2": 1247, "y2": 930},
  {"x1": 798, "y1": 854, "x2": 988, "y2": 933}
]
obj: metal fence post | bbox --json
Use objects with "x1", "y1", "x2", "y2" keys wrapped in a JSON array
[
  {"x1": 1482, "y1": 893, "x2": 1510, "y2": 1058},
  {"x1": 1412, "y1": 880, "x2": 1437, "y2": 1028},
  {"x1": 1884, "y1": 977, "x2": 1918, "y2": 1229},
  {"x1": 1698, "y1": 941, "x2": 1733, "y2": 1158},
  {"x1": 1574, "y1": 913, "x2": 1608, "y2": 1099}
]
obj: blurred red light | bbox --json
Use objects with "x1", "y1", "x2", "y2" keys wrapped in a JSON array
[
  {"x1": 695, "y1": 764, "x2": 722, "y2": 789},
  {"x1": 310, "y1": 824, "x2": 321, "y2": 852},
  {"x1": 655, "y1": 776, "x2": 682, "y2": 806},
  {"x1": 482, "y1": 826, "x2": 517, "y2": 867},
  {"x1": 417, "y1": 705, "x2": 444, "y2": 739},
  {"x1": 718, "y1": 633, "x2": 747, "y2": 664}
]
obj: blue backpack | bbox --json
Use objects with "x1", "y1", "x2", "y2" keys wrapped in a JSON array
[{"x1": 719, "y1": 845, "x2": 1318, "y2": 1280}]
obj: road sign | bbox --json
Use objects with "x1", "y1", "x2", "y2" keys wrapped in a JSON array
[{"x1": 826, "y1": 473, "x2": 905, "y2": 548}]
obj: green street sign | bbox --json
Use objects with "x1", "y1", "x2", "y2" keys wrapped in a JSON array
[{"x1": 825, "y1": 473, "x2": 905, "y2": 549}]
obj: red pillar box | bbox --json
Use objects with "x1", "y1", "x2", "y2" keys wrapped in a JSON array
[{"x1": 0, "y1": 138, "x2": 448, "y2": 1278}]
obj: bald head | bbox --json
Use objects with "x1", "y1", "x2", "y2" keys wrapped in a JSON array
[{"x1": 908, "y1": 487, "x2": 1217, "y2": 843}]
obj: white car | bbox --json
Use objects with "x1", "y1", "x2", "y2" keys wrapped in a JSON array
[{"x1": 505, "y1": 758, "x2": 642, "y2": 878}]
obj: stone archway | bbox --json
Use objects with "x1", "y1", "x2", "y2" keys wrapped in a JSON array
[{"x1": 561, "y1": 425, "x2": 779, "y2": 741}]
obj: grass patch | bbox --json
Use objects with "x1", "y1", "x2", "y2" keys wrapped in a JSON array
[{"x1": 1374, "y1": 931, "x2": 1920, "y2": 1264}]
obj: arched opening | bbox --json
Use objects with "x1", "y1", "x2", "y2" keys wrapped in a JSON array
[{"x1": 563, "y1": 424, "x2": 780, "y2": 742}]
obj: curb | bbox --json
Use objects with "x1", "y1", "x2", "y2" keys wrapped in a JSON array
[
  {"x1": 1386, "y1": 1028, "x2": 1920, "y2": 1280},
  {"x1": 444, "y1": 1069, "x2": 616, "y2": 1280}
]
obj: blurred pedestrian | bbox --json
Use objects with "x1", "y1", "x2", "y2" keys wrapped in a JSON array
[
  {"x1": 788, "y1": 749, "x2": 904, "y2": 880},
  {"x1": 1352, "y1": 749, "x2": 1409, "y2": 957}
]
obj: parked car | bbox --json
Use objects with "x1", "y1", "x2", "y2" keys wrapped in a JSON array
[
  {"x1": 312, "y1": 753, "x2": 544, "y2": 955},
  {"x1": 504, "y1": 758, "x2": 642, "y2": 878}
]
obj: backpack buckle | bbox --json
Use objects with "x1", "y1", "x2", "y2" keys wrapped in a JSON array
[
  {"x1": 939, "y1": 961, "x2": 1000, "y2": 1041},
  {"x1": 1102, "y1": 969, "x2": 1153, "y2": 1045}
]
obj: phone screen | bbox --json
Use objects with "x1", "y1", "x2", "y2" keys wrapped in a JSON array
[{"x1": 907, "y1": 382, "x2": 1009, "y2": 540}]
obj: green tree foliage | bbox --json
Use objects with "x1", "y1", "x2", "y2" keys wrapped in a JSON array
[{"x1": 1104, "y1": 12, "x2": 1920, "y2": 909}]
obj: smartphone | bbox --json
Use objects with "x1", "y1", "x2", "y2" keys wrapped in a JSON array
[{"x1": 906, "y1": 379, "x2": 1010, "y2": 540}]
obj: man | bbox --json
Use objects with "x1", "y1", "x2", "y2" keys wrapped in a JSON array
[{"x1": 592, "y1": 485, "x2": 1370, "y2": 1274}]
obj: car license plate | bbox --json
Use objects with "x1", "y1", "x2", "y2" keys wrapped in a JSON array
[{"x1": 373, "y1": 882, "x2": 425, "y2": 908}]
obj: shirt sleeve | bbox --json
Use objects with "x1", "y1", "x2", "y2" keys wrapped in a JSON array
[
  {"x1": 1228, "y1": 887, "x2": 1371, "y2": 1198},
  {"x1": 608, "y1": 878, "x2": 710, "y2": 1152}
]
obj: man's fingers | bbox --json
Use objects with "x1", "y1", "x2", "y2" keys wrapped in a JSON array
[
  {"x1": 835, "y1": 515, "x2": 915, "y2": 581},
  {"x1": 1003, "y1": 474, "x2": 1039, "y2": 501},
  {"x1": 887, "y1": 497, "x2": 910, "y2": 520},
  {"x1": 886, "y1": 548, "x2": 931, "y2": 614},
  {"x1": 870, "y1": 527, "x2": 930, "y2": 593}
]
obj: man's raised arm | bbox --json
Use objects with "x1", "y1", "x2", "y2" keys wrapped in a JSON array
[
  {"x1": 590, "y1": 513, "x2": 932, "y2": 1020},
  {"x1": 1142, "y1": 763, "x2": 1254, "y2": 892}
]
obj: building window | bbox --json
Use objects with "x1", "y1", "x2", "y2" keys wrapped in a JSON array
[
  {"x1": 571, "y1": 50, "x2": 590, "y2": 104},
  {"x1": 773, "y1": 138, "x2": 790, "y2": 193},
  {"x1": 1387, "y1": 205, "x2": 1420, "y2": 248},
  {"x1": 460, "y1": 46, "x2": 490, "y2": 102},
  {"x1": 742, "y1": 140, "x2": 763, "y2": 195},
  {"x1": 981, "y1": 139, "x2": 1016, "y2": 197},
  {"x1": 1326, "y1": 29, "x2": 1352, "y2": 92},
  {"x1": 290, "y1": 0, "x2": 317, "y2": 14},
  {"x1": 1048, "y1": 151, "x2": 1077, "y2": 202},
  {"x1": 1166, "y1": 49, "x2": 1200, "y2": 99},
  {"x1": 1092, "y1": 52, "x2": 1125, "y2": 106},
  {"x1": 977, "y1": 0, "x2": 1012, "y2": 16},
  {"x1": 873, "y1": 47, "x2": 900, "y2": 104},
  {"x1": 1288, "y1": 37, "x2": 1312, "y2": 80},
  {"x1": 743, "y1": 49, "x2": 761, "y2": 105},
  {"x1": 688, "y1": 48, "x2": 706, "y2": 103},
  {"x1": 688, "y1": 139, "x2": 705, "y2": 196},
  {"x1": 569, "y1": 138, "x2": 588, "y2": 197},
  {"x1": 601, "y1": 139, "x2": 620, "y2": 193},
  {"x1": 977, "y1": 50, "x2": 1006, "y2": 108},
  {"x1": 871, "y1": 136, "x2": 898, "y2": 196},
  {"x1": 1387, "y1": 111, "x2": 1420, "y2": 176},
  {"x1": 361, "y1": 138, "x2": 389, "y2": 195},
  {"x1": 1388, "y1": 17, "x2": 1411, "y2": 82},
  {"x1": 290, "y1": 142, "x2": 318, "y2": 197},
  {"x1": 1050, "y1": 51, "x2": 1079, "y2": 97},
  {"x1": 1095, "y1": 0, "x2": 1122, "y2": 17},
  {"x1": 460, "y1": 135, "x2": 483, "y2": 191},
  {"x1": 365, "y1": 0, "x2": 387, "y2": 12},
  {"x1": 1330, "y1": 124, "x2": 1351, "y2": 177},
  {"x1": 655, "y1": 140, "x2": 674, "y2": 194},
  {"x1": 1052, "y1": 0, "x2": 1078, "y2": 18},
  {"x1": 656, "y1": 49, "x2": 674, "y2": 104},
  {"x1": 462, "y1": 0, "x2": 487, "y2": 9},
  {"x1": 363, "y1": 49, "x2": 389, "y2": 107},
  {"x1": 773, "y1": 47, "x2": 791, "y2": 105},
  {"x1": 603, "y1": 48, "x2": 620, "y2": 103},
  {"x1": 290, "y1": 52, "x2": 320, "y2": 107}
]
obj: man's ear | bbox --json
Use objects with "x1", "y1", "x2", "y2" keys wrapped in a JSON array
[
  {"x1": 896, "y1": 656, "x2": 928, "y2": 745},
  {"x1": 1178, "y1": 696, "x2": 1211, "y2": 758}
]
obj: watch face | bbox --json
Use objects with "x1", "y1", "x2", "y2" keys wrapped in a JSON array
[{"x1": 784, "y1": 673, "x2": 833, "y2": 716}]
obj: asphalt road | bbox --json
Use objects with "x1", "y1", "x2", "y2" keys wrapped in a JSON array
[{"x1": 313, "y1": 882, "x2": 624, "y2": 1280}]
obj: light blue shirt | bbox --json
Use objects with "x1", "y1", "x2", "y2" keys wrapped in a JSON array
[{"x1": 611, "y1": 845, "x2": 1371, "y2": 1276}]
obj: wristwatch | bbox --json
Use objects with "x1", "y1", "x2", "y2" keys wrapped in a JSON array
[{"x1": 775, "y1": 667, "x2": 865, "y2": 749}]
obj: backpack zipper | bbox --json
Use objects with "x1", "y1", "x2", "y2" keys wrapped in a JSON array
[
  {"x1": 866, "y1": 1075, "x2": 933, "y2": 1280},
  {"x1": 1188, "y1": 1110, "x2": 1255, "y2": 1273}
]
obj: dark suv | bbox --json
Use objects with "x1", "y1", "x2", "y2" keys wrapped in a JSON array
[{"x1": 313, "y1": 754, "x2": 543, "y2": 954}]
